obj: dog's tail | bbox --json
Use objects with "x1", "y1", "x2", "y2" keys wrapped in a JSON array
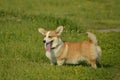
[
  {"x1": 87, "y1": 32, "x2": 102, "y2": 65},
  {"x1": 87, "y1": 32, "x2": 97, "y2": 45}
]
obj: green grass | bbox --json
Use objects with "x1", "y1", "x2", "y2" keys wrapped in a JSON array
[
  {"x1": 0, "y1": 0, "x2": 120, "y2": 80},
  {"x1": 0, "y1": 0, "x2": 120, "y2": 29}
]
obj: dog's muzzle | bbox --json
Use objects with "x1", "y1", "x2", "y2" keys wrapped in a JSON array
[
  {"x1": 43, "y1": 40, "x2": 54, "y2": 51},
  {"x1": 43, "y1": 40, "x2": 46, "y2": 43}
]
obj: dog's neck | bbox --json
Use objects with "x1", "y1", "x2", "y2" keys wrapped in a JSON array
[{"x1": 51, "y1": 38, "x2": 63, "y2": 50}]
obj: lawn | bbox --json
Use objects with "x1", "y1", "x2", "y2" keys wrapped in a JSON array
[{"x1": 0, "y1": 0, "x2": 120, "y2": 80}]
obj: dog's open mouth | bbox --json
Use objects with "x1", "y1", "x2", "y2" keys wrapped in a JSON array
[{"x1": 45, "y1": 40, "x2": 53, "y2": 51}]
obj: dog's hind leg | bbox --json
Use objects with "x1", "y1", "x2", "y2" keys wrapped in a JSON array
[{"x1": 88, "y1": 59, "x2": 97, "y2": 69}]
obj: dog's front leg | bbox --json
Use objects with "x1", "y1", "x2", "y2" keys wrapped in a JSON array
[
  {"x1": 57, "y1": 59, "x2": 65, "y2": 66},
  {"x1": 50, "y1": 62, "x2": 55, "y2": 65},
  {"x1": 50, "y1": 61, "x2": 56, "y2": 65}
]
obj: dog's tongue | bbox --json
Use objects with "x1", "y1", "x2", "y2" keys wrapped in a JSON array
[{"x1": 46, "y1": 43, "x2": 51, "y2": 51}]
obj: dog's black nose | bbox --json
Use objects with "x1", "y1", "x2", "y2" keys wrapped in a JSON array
[{"x1": 43, "y1": 40, "x2": 46, "y2": 43}]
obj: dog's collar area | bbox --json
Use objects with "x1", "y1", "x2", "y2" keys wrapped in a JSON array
[
  {"x1": 51, "y1": 44, "x2": 60, "y2": 50},
  {"x1": 51, "y1": 41, "x2": 63, "y2": 50},
  {"x1": 51, "y1": 47, "x2": 56, "y2": 49},
  {"x1": 51, "y1": 45, "x2": 59, "y2": 50},
  {"x1": 45, "y1": 39, "x2": 63, "y2": 51}
]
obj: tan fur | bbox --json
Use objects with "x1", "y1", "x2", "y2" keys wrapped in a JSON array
[
  {"x1": 38, "y1": 26, "x2": 102, "y2": 68},
  {"x1": 57, "y1": 41, "x2": 99, "y2": 68}
]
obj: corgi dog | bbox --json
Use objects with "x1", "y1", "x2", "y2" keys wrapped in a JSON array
[{"x1": 38, "y1": 26, "x2": 101, "y2": 68}]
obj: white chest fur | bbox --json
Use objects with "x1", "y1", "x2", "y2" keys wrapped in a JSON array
[
  {"x1": 46, "y1": 51, "x2": 56, "y2": 61},
  {"x1": 45, "y1": 43, "x2": 63, "y2": 63}
]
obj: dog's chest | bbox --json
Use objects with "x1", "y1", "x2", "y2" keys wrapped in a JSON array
[
  {"x1": 45, "y1": 51, "x2": 56, "y2": 62},
  {"x1": 45, "y1": 48, "x2": 61, "y2": 61},
  {"x1": 46, "y1": 52, "x2": 53, "y2": 60}
]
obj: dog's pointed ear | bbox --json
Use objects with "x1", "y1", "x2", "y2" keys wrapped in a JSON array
[
  {"x1": 56, "y1": 26, "x2": 64, "y2": 36},
  {"x1": 38, "y1": 28, "x2": 47, "y2": 36}
]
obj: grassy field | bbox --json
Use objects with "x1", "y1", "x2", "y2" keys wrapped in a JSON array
[{"x1": 0, "y1": 0, "x2": 120, "y2": 80}]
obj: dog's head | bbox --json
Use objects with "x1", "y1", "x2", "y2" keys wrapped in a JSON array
[{"x1": 38, "y1": 26, "x2": 63, "y2": 51}]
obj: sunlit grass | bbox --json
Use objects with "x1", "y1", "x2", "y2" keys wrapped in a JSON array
[{"x1": 0, "y1": 0, "x2": 120, "y2": 29}]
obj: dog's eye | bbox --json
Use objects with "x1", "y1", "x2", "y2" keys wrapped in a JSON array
[{"x1": 48, "y1": 36, "x2": 52, "y2": 38}]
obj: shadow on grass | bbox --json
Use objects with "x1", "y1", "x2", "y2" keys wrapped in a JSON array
[
  {"x1": 100, "y1": 64, "x2": 113, "y2": 68},
  {"x1": 64, "y1": 61, "x2": 91, "y2": 67},
  {"x1": 64, "y1": 62, "x2": 113, "y2": 68}
]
